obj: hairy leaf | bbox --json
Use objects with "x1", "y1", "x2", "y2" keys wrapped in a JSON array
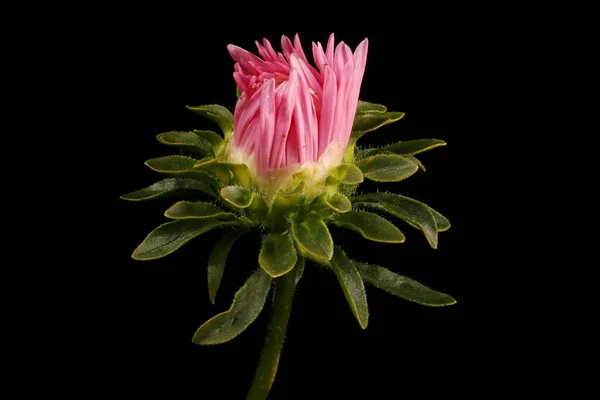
[
  {"x1": 132, "y1": 219, "x2": 238, "y2": 260},
  {"x1": 192, "y1": 268, "x2": 272, "y2": 345}
]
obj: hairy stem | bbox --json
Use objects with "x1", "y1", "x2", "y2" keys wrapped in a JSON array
[{"x1": 246, "y1": 267, "x2": 298, "y2": 400}]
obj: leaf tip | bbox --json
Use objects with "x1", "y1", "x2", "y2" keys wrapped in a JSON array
[{"x1": 131, "y1": 248, "x2": 147, "y2": 261}]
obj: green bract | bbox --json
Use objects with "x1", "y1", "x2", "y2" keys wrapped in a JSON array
[{"x1": 122, "y1": 99, "x2": 455, "y2": 397}]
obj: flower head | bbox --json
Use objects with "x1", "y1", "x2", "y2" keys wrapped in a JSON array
[
  {"x1": 227, "y1": 33, "x2": 368, "y2": 195},
  {"x1": 124, "y1": 32, "x2": 454, "y2": 400}
]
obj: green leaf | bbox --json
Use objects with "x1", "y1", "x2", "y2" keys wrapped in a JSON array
[
  {"x1": 332, "y1": 211, "x2": 405, "y2": 243},
  {"x1": 193, "y1": 130, "x2": 224, "y2": 154},
  {"x1": 361, "y1": 139, "x2": 446, "y2": 158},
  {"x1": 325, "y1": 193, "x2": 351, "y2": 213},
  {"x1": 357, "y1": 154, "x2": 418, "y2": 182},
  {"x1": 207, "y1": 230, "x2": 245, "y2": 305},
  {"x1": 146, "y1": 155, "x2": 197, "y2": 170},
  {"x1": 220, "y1": 186, "x2": 253, "y2": 208},
  {"x1": 274, "y1": 182, "x2": 305, "y2": 210},
  {"x1": 291, "y1": 213, "x2": 334, "y2": 264},
  {"x1": 429, "y1": 207, "x2": 451, "y2": 232},
  {"x1": 294, "y1": 257, "x2": 305, "y2": 285},
  {"x1": 132, "y1": 219, "x2": 238, "y2": 261},
  {"x1": 356, "y1": 100, "x2": 387, "y2": 114},
  {"x1": 330, "y1": 247, "x2": 369, "y2": 329},
  {"x1": 192, "y1": 268, "x2": 272, "y2": 345},
  {"x1": 350, "y1": 111, "x2": 405, "y2": 143},
  {"x1": 278, "y1": 181, "x2": 305, "y2": 197},
  {"x1": 355, "y1": 262, "x2": 456, "y2": 306},
  {"x1": 193, "y1": 158, "x2": 231, "y2": 185},
  {"x1": 156, "y1": 131, "x2": 214, "y2": 156},
  {"x1": 405, "y1": 155, "x2": 426, "y2": 171},
  {"x1": 120, "y1": 178, "x2": 216, "y2": 200},
  {"x1": 187, "y1": 104, "x2": 234, "y2": 139},
  {"x1": 351, "y1": 193, "x2": 442, "y2": 248},
  {"x1": 246, "y1": 194, "x2": 268, "y2": 221},
  {"x1": 144, "y1": 156, "x2": 220, "y2": 190},
  {"x1": 329, "y1": 164, "x2": 364, "y2": 185},
  {"x1": 259, "y1": 233, "x2": 298, "y2": 278},
  {"x1": 220, "y1": 162, "x2": 253, "y2": 188},
  {"x1": 164, "y1": 201, "x2": 233, "y2": 220},
  {"x1": 380, "y1": 139, "x2": 446, "y2": 156}
]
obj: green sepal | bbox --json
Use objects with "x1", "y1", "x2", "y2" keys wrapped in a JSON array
[
  {"x1": 131, "y1": 219, "x2": 238, "y2": 261},
  {"x1": 356, "y1": 154, "x2": 418, "y2": 182},
  {"x1": 355, "y1": 262, "x2": 456, "y2": 306},
  {"x1": 246, "y1": 193, "x2": 268, "y2": 221},
  {"x1": 144, "y1": 156, "x2": 220, "y2": 190},
  {"x1": 405, "y1": 155, "x2": 426, "y2": 171},
  {"x1": 332, "y1": 211, "x2": 405, "y2": 243},
  {"x1": 156, "y1": 130, "x2": 214, "y2": 156},
  {"x1": 207, "y1": 230, "x2": 245, "y2": 305},
  {"x1": 268, "y1": 182, "x2": 306, "y2": 232},
  {"x1": 192, "y1": 268, "x2": 272, "y2": 345},
  {"x1": 220, "y1": 186, "x2": 253, "y2": 208},
  {"x1": 259, "y1": 233, "x2": 298, "y2": 278},
  {"x1": 164, "y1": 201, "x2": 234, "y2": 220},
  {"x1": 273, "y1": 182, "x2": 305, "y2": 210},
  {"x1": 330, "y1": 246, "x2": 369, "y2": 329},
  {"x1": 350, "y1": 111, "x2": 405, "y2": 144},
  {"x1": 193, "y1": 130, "x2": 224, "y2": 154},
  {"x1": 352, "y1": 193, "x2": 446, "y2": 248},
  {"x1": 360, "y1": 139, "x2": 446, "y2": 158},
  {"x1": 325, "y1": 193, "x2": 352, "y2": 213},
  {"x1": 186, "y1": 104, "x2": 234, "y2": 139},
  {"x1": 328, "y1": 164, "x2": 364, "y2": 185},
  {"x1": 311, "y1": 192, "x2": 351, "y2": 215},
  {"x1": 356, "y1": 100, "x2": 387, "y2": 114},
  {"x1": 220, "y1": 162, "x2": 253, "y2": 188},
  {"x1": 294, "y1": 257, "x2": 305, "y2": 285},
  {"x1": 291, "y1": 213, "x2": 334, "y2": 265},
  {"x1": 193, "y1": 158, "x2": 231, "y2": 185},
  {"x1": 120, "y1": 178, "x2": 216, "y2": 200}
]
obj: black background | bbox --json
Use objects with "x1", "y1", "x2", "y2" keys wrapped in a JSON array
[{"x1": 103, "y1": 19, "x2": 483, "y2": 398}]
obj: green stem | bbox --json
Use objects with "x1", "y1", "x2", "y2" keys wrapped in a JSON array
[{"x1": 246, "y1": 267, "x2": 298, "y2": 400}]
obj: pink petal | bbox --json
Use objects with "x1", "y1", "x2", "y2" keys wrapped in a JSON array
[
  {"x1": 240, "y1": 118, "x2": 259, "y2": 163},
  {"x1": 293, "y1": 33, "x2": 310, "y2": 64},
  {"x1": 233, "y1": 70, "x2": 248, "y2": 93},
  {"x1": 255, "y1": 40, "x2": 269, "y2": 61},
  {"x1": 285, "y1": 121, "x2": 299, "y2": 166},
  {"x1": 332, "y1": 59, "x2": 355, "y2": 145},
  {"x1": 257, "y1": 78, "x2": 276, "y2": 170},
  {"x1": 334, "y1": 42, "x2": 353, "y2": 77},
  {"x1": 290, "y1": 55, "x2": 323, "y2": 106},
  {"x1": 325, "y1": 33, "x2": 335, "y2": 68},
  {"x1": 233, "y1": 91, "x2": 246, "y2": 132},
  {"x1": 227, "y1": 44, "x2": 264, "y2": 75},
  {"x1": 263, "y1": 38, "x2": 287, "y2": 64},
  {"x1": 312, "y1": 41, "x2": 326, "y2": 74},
  {"x1": 345, "y1": 38, "x2": 369, "y2": 138},
  {"x1": 318, "y1": 66, "x2": 337, "y2": 157},
  {"x1": 235, "y1": 82, "x2": 264, "y2": 147},
  {"x1": 271, "y1": 71, "x2": 299, "y2": 168},
  {"x1": 290, "y1": 55, "x2": 319, "y2": 162},
  {"x1": 280, "y1": 35, "x2": 295, "y2": 60}
]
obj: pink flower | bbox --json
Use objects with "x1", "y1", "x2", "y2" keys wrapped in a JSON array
[{"x1": 227, "y1": 33, "x2": 368, "y2": 192}]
